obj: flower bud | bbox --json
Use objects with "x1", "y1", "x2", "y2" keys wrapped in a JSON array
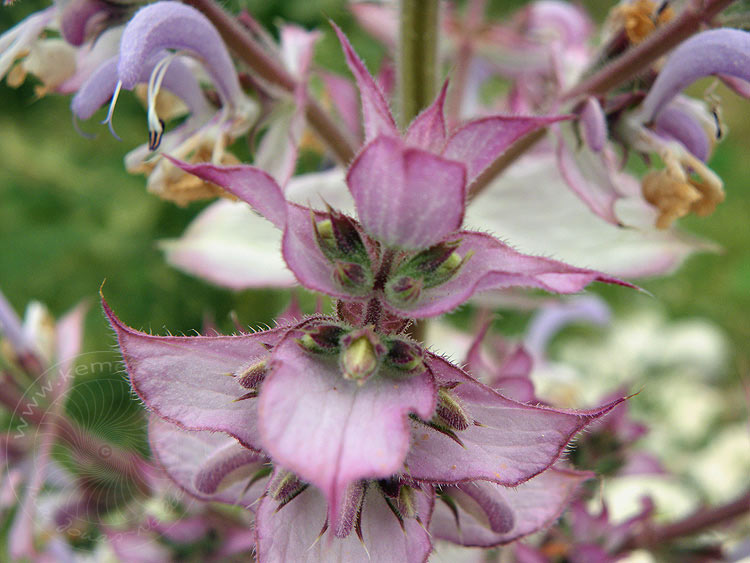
[
  {"x1": 297, "y1": 323, "x2": 347, "y2": 353},
  {"x1": 385, "y1": 338, "x2": 425, "y2": 373},
  {"x1": 340, "y1": 328, "x2": 385, "y2": 384},
  {"x1": 386, "y1": 276, "x2": 423, "y2": 304},
  {"x1": 333, "y1": 261, "x2": 369, "y2": 289},
  {"x1": 397, "y1": 485, "x2": 417, "y2": 520},
  {"x1": 234, "y1": 359, "x2": 268, "y2": 389},
  {"x1": 385, "y1": 240, "x2": 471, "y2": 305},
  {"x1": 267, "y1": 469, "x2": 306, "y2": 505},
  {"x1": 313, "y1": 210, "x2": 369, "y2": 264},
  {"x1": 435, "y1": 387, "x2": 471, "y2": 431}
]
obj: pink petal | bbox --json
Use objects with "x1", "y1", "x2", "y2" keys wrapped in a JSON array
[
  {"x1": 431, "y1": 468, "x2": 591, "y2": 547},
  {"x1": 50, "y1": 301, "x2": 88, "y2": 400},
  {"x1": 148, "y1": 417, "x2": 268, "y2": 507},
  {"x1": 105, "y1": 300, "x2": 284, "y2": 450},
  {"x1": 407, "y1": 355, "x2": 624, "y2": 485},
  {"x1": 149, "y1": 516, "x2": 210, "y2": 544},
  {"x1": 349, "y1": 2, "x2": 398, "y2": 49},
  {"x1": 404, "y1": 81, "x2": 449, "y2": 152},
  {"x1": 321, "y1": 71, "x2": 362, "y2": 140},
  {"x1": 104, "y1": 527, "x2": 172, "y2": 563},
  {"x1": 347, "y1": 136, "x2": 466, "y2": 249},
  {"x1": 442, "y1": 115, "x2": 566, "y2": 183},
  {"x1": 332, "y1": 24, "x2": 399, "y2": 143},
  {"x1": 385, "y1": 231, "x2": 633, "y2": 318},
  {"x1": 258, "y1": 331, "x2": 436, "y2": 529},
  {"x1": 255, "y1": 484, "x2": 433, "y2": 563},
  {"x1": 170, "y1": 160, "x2": 287, "y2": 229}
]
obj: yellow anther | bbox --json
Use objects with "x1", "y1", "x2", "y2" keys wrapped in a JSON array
[
  {"x1": 642, "y1": 170, "x2": 701, "y2": 229},
  {"x1": 614, "y1": 0, "x2": 674, "y2": 45}
]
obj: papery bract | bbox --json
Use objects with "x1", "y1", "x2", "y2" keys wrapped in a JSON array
[
  {"x1": 431, "y1": 467, "x2": 591, "y2": 547},
  {"x1": 255, "y1": 481, "x2": 434, "y2": 562},
  {"x1": 258, "y1": 326, "x2": 436, "y2": 529},
  {"x1": 105, "y1": 300, "x2": 285, "y2": 451}
]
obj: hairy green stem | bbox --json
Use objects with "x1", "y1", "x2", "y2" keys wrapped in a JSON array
[
  {"x1": 399, "y1": 0, "x2": 440, "y2": 127},
  {"x1": 183, "y1": 0, "x2": 357, "y2": 164}
]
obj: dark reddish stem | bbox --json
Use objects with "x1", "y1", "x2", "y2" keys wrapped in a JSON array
[
  {"x1": 466, "y1": 0, "x2": 737, "y2": 201},
  {"x1": 183, "y1": 0, "x2": 357, "y2": 164},
  {"x1": 563, "y1": 0, "x2": 738, "y2": 101},
  {"x1": 467, "y1": 128, "x2": 546, "y2": 200},
  {"x1": 364, "y1": 248, "x2": 397, "y2": 328},
  {"x1": 619, "y1": 490, "x2": 750, "y2": 551}
]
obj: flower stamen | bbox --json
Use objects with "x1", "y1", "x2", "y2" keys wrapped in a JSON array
[{"x1": 102, "y1": 80, "x2": 123, "y2": 141}]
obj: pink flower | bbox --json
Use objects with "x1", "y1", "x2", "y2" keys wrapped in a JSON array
[
  {"x1": 106, "y1": 299, "x2": 625, "y2": 561},
  {"x1": 174, "y1": 26, "x2": 632, "y2": 320}
]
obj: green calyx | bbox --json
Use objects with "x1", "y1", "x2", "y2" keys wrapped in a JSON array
[
  {"x1": 384, "y1": 337, "x2": 425, "y2": 372},
  {"x1": 296, "y1": 323, "x2": 348, "y2": 354},
  {"x1": 313, "y1": 211, "x2": 374, "y2": 293},
  {"x1": 385, "y1": 240, "x2": 472, "y2": 304}
]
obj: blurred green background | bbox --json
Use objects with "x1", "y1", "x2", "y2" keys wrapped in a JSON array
[{"x1": 0, "y1": 0, "x2": 748, "y2": 453}]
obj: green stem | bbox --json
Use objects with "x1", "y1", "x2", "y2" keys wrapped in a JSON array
[{"x1": 399, "y1": 0, "x2": 440, "y2": 127}]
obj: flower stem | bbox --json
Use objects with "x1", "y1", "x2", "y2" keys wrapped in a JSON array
[
  {"x1": 365, "y1": 248, "x2": 398, "y2": 329},
  {"x1": 466, "y1": 0, "x2": 737, "y2": 201},
  {"x1": 183, "y1": 0, "x2": 357, "y2": 164},
  {"x1": 563, "y1": 0, "x2": 739, "y2": 100},
  {"x1": 467, "y1": 128, "x2": 546, "y2": 201},
  {"x1": 619, "y1": 490, "x2": 750, "y2": 551},
  {"x1": 398, "y1": 0, "x2": 440, "y2": 127}
]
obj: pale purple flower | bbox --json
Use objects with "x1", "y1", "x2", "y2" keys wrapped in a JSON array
[
  {"x1": 617, "y1": 29, "x2": 750, "y2": 229},
  {"x1": 172, "y1": 27, "x2": 632, "y2": 319},
  {"x1": 463, "y1": 149, "x2": 714, "y2": 278},
  {"x1": 70, "y1": 1, "x2": 259, "y2": 204},
  {"x1": 0, "y1": 7, "x2": 61, "y2": 86},
  {"x1": 106, "y1": 299, "x2": 625, "y2": 560},
  {"x1": 157, "y1": 23, "x2": 324, "y2": 286}
]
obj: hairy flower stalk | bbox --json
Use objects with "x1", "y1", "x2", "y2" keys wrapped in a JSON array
[{"x1": 399, "y1": 0, "x2": 439, "y2": 126}]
